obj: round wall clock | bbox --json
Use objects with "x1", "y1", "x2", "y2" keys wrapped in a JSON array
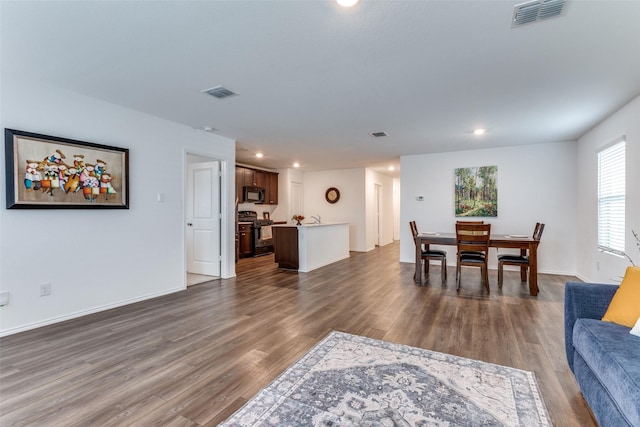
[{"x1": 325, "y1": 187, "x2": 340, "y2": 204}]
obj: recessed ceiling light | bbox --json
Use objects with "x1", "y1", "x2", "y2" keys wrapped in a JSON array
[
  {"x1": 388, "y1": 166, "x2": 395, "y2": 171},
  {"x1": 256, "y1": 153, "x2": 264, "y2": 158},
  {"x1": 293, "y1": 162, "x2": 300, "y2": 168},
  {"x1": 473, "y1": 128, "x2": 486, "y2": 136},
  {"x1": 337, "y1": 0, "x2": 359, "y2": 7}
]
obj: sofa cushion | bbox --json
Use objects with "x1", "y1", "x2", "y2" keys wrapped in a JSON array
[
  {"x1": 602, "y1": 266, "x2": 640, "y2": 327},
  {"x1": 573, "y1": 318, "x2": 640, "y2": 426}
]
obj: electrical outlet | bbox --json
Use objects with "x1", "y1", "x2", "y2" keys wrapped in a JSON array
[
  {"x1": 40, "y1": 282, "x2": 51, "y2": 297},
  {"x1": 0, "y1": 291, "x2": 9, "y2": 306}
]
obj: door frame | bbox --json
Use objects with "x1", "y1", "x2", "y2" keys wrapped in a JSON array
[
  {"x1": 374, "y1": 183, "x2": 382, "y2": 246},
  {"x1": 186, "y1": 160, "x2": 221, "y2": 277},
  {"x1": 183, "y1": 150, "x2": 231, "y2": 287}
]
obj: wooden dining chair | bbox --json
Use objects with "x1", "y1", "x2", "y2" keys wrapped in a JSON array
[
  {"x1": 456, "y1": 220, "x2": 485, "y2": 256},
  {"x1": 455, "y1": 222, "x2": 491, "y2": 292},
  {"x1": 498, "y1": 222, "x2": 545, "y2": 289},
  {"x1": 410, "y1": 221, "x2": 447, "y2": 283}
]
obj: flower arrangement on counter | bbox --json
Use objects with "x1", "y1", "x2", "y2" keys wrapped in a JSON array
[{"x1": 292, "y1": 214, "x2": 305, "y2": 225}]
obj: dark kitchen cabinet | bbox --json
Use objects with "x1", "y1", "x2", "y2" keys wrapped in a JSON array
[
  {"x1": 244, "y1": 168, "x2": 257, "y2": 186},
  {"x1": 238, "y1": 223, "x2": 253, "y2": 258},
  {"x1": 254, "y1": 170, "x2": 266, "y2": 188},
  {"x1": 273, "y1": 226, "x2": 298, "y2": 270},
  {"x1": 235, "y1": 167, "x2": 245, "y2": 203},
  {"x1": 236, "y1": 166, "x2": 279, "y2": 205},
  {"x1": 265, "y1": 172, "x2": 279, "y2": 205}
]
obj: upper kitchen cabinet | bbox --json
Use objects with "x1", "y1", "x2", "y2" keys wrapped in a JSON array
[
  {"x1": 266, "y1": 172, "x2": 278, "y2": 205},
  {"x1": 254, "y1": 170, "x2": 266, "y2": 188},
  {"x1": 235, "y1": 167, "x2": 245, "y2": 202},
  {"x1": 236, "y1": 166, "x2": 278, "y2": 205},
  {"x1": 243, "y1": 168, "x2": 257, "y2": 186}
]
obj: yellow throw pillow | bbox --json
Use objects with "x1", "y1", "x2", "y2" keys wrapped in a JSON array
[{"x1": 602, "y1": 266, "x2": 640, "y2": 327}]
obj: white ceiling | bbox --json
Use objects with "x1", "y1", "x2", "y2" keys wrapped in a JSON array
[{"x1": 2, "y1": 0, "x2": 640, "y2": 178}]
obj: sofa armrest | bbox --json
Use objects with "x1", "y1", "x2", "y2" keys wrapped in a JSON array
[{"x1": 564, "y1": 281, "x2": 618, "y2": 373}]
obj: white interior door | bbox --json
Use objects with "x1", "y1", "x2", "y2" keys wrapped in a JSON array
[{"x1": 186, "y1": 161, "x2": 221, "y2": 276}]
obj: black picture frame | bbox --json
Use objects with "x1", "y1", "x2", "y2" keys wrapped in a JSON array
[{"x1": 5, "y1": 128, "x2": 129, "y2": 209}]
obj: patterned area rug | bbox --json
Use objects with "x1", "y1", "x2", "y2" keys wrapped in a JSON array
[{"x1": 220, "y1": 331, "x2": 551, "y2": 426}]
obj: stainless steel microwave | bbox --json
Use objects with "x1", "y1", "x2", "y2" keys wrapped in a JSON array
[{"x1": 243, "y1": 186, "x2": 265, "y2": 203}]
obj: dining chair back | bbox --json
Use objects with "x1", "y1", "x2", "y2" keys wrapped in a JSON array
[
  {"x1": 410, "y1": 221, "x2": 447, "y2": 284},
  {"x1": 456, "y1": 221, "x2": 487, "y2": 254},
  {"x1": 533, "y1": 222, "x2": 545, "y2": 241},
  {"x1": 409, "y1": 220, "x2": 419, "y2": 238},
  {"x1": 455, "y1": 222, "x2": 491, "y2": 292},
  {"x1": 498, "y1": 222, "x2": 545, "y2": 289}
]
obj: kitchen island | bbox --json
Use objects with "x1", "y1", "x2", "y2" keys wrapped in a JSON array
[{"x1": 272, "y1": 223, "x2": 349, "y2": 272}]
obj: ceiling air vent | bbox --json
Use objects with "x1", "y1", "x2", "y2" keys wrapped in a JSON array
[
  {"x1": 202, "y1": 86, "x2": 237, "y2": 99},
  {"x1": 370, "y1": 131, "x2": 388, "y2": 138},
  {"x1": 512, "y1": 0, "x2": 567, "y2": 28}
]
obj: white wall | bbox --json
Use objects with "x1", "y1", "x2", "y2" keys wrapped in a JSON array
[
  {"x1": 271, "y1": 167, "x2": 304, "y2": 223},
  {"x1": 576, "y1": 95, "x2": 640, "y2": 283},
  {"x1": 302, "y1": 169, "x2": 368, "y2": 252},
  {"x1": 400, "y1": 141, "x2": 578, "y2": 274},
  {"x1": 0, "y1": 79, "x2": 236, "y2": 335},
  {"x1": 272, "y1": 168, "x2": 395, "y2": 251}
]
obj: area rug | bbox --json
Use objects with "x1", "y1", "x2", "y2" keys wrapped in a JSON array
[{"x1": 220, "y1": 331, "x2": 551, "y2": 426}]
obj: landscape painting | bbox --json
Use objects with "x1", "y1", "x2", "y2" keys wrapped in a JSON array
[
  {"x1": 5, "y1": 129, "x2": 129, "y2": 209},
  {"x1": 454, "y1": 165, "x2": 497, "y2": 217}
]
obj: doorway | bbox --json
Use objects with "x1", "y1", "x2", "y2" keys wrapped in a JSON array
[
  {"x1": 375, "y1": 183, "x2": 382, "y2": 246},
  {"x1": 185, "y1": 155, "x2": 221, "y2": 286}
]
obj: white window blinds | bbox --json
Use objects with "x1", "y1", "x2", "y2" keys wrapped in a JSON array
[{"x1": 597, "y1": 139, "x2": 626, "y2": 254}]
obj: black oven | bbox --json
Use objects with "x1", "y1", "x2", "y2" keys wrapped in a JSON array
[
  {"x1": 253, "y1": 220, "x2": 273, "y2": 256},
  {"x1": 238, "y1": 211, "x2": 273, "y2": 257}
]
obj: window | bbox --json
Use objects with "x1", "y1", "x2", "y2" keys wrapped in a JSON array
[{"x1": 597, "y1": 138, "x2": 625, "y2": 255}]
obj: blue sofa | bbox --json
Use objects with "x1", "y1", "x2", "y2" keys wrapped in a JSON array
[{"x1": 564, "y1": 282, "x2": 640, "y2": 427}]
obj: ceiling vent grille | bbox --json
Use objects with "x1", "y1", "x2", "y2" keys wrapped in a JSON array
[
  {"x1": 370, "y1": 131, "x2": 388, "y2": 138},
  {"x1": 512, "y1": 0, "x2": 567, "y2": 27},
  {"x1": 202, "y1": 86, "x2": 237, "y2": 99}
]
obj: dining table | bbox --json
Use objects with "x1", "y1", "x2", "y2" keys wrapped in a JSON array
[{"x1": 414, "y1": 232, "x2": 541, "y2": 296}]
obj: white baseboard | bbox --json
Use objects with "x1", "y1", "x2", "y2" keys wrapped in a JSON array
[{"x1": 0, "y1": 287, "x2": 184, "y2": 337}]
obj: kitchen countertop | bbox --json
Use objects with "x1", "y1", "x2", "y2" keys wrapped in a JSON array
[
  {"x1": 273, "y1": 222, "x2": 349, "y2": 272},
  {"x1": 271, "y1": 222, "x2": 348, "y2": 227}
]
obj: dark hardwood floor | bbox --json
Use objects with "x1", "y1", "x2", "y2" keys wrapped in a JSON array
[{"x1": 0, "y1": 242, "x2": 594, "y2": 426}]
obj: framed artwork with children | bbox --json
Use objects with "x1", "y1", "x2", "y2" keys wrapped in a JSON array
[{"x1": 4, "y1": 129, "x2": 129, "y2": 209}]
